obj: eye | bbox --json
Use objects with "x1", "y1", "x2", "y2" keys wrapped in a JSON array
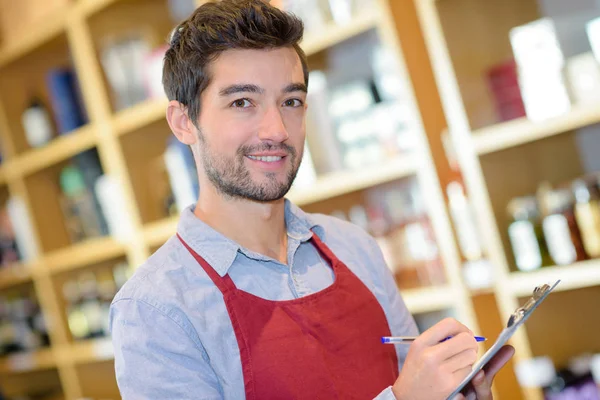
[
  {"x1": 283, "y1": 98, "x2": 303, "y2": 107},
  {"x1": 231, "y1": 98, "x2": 252, "y2": 108}
]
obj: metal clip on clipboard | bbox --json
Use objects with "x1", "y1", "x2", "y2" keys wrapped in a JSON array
[{"x1": 447, "y1": 280, "x2": 561, "y2": 400}]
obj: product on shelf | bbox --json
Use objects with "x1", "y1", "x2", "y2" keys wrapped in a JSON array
[
  {"x1": 305, "y1": 71, "x2": 344, "y2": 175},
  {"x1": 100, "y1": 34, "x2": 153, "y2": 111},
  {"x1": 538, "y1": 183, "x2": 587, "y2": 266},
  {"x1": 94, "y1": 175, "x2": 137, "y2": 242},
  {"x1": 516, "y1": 353, "x2": 600, "y2": 399},
  {"x1": 59, "y1": 166, "x2": 105, "y2": 243},
  {"x1": 506, "y1": 175, "x2": 600, "y2": 270},
  {"x1": 21, "y1": 97, "x2": 55, "y2": 149},
  {"x1": 63, "y1": 262, "x2": 132, "y2": 341},
  {"x1": 443, "y1": 133, "x2": 494, "y2": 289},
  {"x1": 0, "y1": 206, "x2": 20, "y2": 267},
  {"x1": 565, "y1": 52, "x2": 600, "y2": 105},
  {"x1": 361, "y1": 179, "x2": 446, "y2": 290},
  {"x1": 45, "y1": 67, "x2": 88, "y2": 135},
  {"x1": 573, "y1": 176, "x2": 600, "y2": 258},
  {"x1": 507, "y1": 196, "x2": 551, "y2": 272},
  {"x1": 164, "y1": 136, "x2": 199, "y2": 213},
  {"x1": 509, "y1": 18, "x2": 571, "y2": 121},
  {"x1": 0, "y1": 287, "x2": 49, "y2": 357},
  {"x1": 6, "y1": 196, "x2": 39, "y2": 262},
  {"x1": 486, "y1": 59, "x2": 527, "y2": 123}
]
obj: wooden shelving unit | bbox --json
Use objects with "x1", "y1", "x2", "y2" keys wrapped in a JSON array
[
  {"x1": 0, "y1": 0, "x2": 498, "y2": 398},
  {"x1": 473, "y1": 103, "x2": 600, "y2": 155},
  {"x1": 0, "y1": 348, "x2": 56, "y2": 374},
  {"x1": 416, "y1": 0, "x2": 600, "y2": 398},
  {"x1": 0, "y1": 262, "x2": 34, "y2": 289}
]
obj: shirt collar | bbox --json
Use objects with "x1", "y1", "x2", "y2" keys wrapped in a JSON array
[{"x1": 176, "y1": 199, "x2": 322, "y2": 277}]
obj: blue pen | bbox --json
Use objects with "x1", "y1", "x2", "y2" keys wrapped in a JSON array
[{"x1": 381, "y1": 336, "x2": 486, "y2": 344}]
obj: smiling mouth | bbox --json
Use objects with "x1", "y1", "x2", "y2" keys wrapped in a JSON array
[{"x1": 247, "y1": 155, "x2": 285, "y2": 162}]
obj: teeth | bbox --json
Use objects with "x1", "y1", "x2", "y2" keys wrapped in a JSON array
[{"x1": 248, "y1": 155, "x2": 283, "y2": 162}]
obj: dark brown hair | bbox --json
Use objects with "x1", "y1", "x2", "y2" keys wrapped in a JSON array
[{"x1": 162, "y1": 0, "x2": 309, "y2": 125}]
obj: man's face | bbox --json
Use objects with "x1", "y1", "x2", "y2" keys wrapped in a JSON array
[{"x1": 195, "y1": 47, "x2": 307, "y2": 202}]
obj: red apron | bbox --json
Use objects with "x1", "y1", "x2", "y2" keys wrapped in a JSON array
[{"x1": 178, "y1": 232, "x2": 398, "y2": 399}]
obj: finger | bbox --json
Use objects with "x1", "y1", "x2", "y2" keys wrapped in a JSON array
[
  {"x1": 452, "y1": 365, "x2": 473, "y2": 382},
  {"x1": 436, "y1": 332, "x2": 478, "y2": 361},
  {"x1": 472, "y1": 370, "x2": 493, "y2": 399},
  {"x1": 444, "y1": 347, "x2": 478, "y2": 373},
  {"x1": 419, "y1": 318, "x2": 473, "y2": 346},
  {"x1": 483, "y1": 345, "x2": 515, "y2": 381}
]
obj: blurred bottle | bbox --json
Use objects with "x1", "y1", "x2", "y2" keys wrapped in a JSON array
[
  {"x1": 64, "y1": 280, "x2": 88, "y2": 341},
  {"x1": 78, "y1": 272, "x2": 104, "y2": 339},
  {"x1": 442, "y1": 131, "x2": 492, "y2": 289},
  {"x1": 507, "y1": 196, "x2": 551, "y2": 271},
  {"x1": 538, "y1": 183, "x2": 587, "y2": 266},
  {"x1": 572, "y1": 176, "x2": 600, "y2": 258},
  {"x1": 22, "y1": 97, "x2": 54, "y2": 148}
]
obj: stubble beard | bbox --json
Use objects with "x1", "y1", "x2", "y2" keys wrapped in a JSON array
[{"x1": 197, "y1": 130, "x2": 301, "y2": 202}]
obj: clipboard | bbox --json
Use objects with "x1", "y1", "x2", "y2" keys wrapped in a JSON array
[{"x1": 447, "y1": 279, "x2": 561, "y2": 399}]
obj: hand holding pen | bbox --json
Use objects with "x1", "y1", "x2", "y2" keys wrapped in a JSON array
[{"x1": 390, "y1": 318, "x2": 493, "y2": 400}]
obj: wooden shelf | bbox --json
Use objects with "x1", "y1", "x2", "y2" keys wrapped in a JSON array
[
  {"x1": 143, "y1": 216, "x2": 179, "y2": 248},
  {"x1": 0, "y1": 263, "x2": 33, "y2": 289},
  {"x1": 0, "y1": 348, "x2": 55, "y2": 374},
  {"x1": 60, "y1": 338, "x2": 114, "y2": 365},
  {"x1": 0, "y1": 11, "x2": 68, "y2": 68},
  {"x1": 402, "y1": 285, "x2": 456, "y2": 314},
  {"x1": 302, "y1": 12, "x2": 379, "y2": 56},
  {"x1": 43, "y1": 236, "x2": 127, "y2": 275},
  {"x1": 473, "y1": 103, "x2": 600, "y2": 155},
  {"x1": 288, "y1": 155, "x2": 416, "y2": 206},
  {"x1": 12, "y1": 125, "x2": 98, "y2": 177},
  {"x1": 112, "y1": 97, "x2": 169, "y2": 137},
  {"x1": 77, "y1": 0, "x2": 120, "y2": 17},
  {"x1": 507, "y1": 259, "x2": 600, "y2": 297}
]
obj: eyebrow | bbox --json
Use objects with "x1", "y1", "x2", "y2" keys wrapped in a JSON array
[
  {"x1": 218, "y1": 83, "x2": 307, "y2": 97},
  {"x1": 219, "y1": 84, "x2": 264, "y2": 96},
  {"x1": 283, "y1": 83, "x2": 308, "y2": 93}
]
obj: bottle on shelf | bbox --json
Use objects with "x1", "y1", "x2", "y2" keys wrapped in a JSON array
[
  {"x1": 0, "y1": 206, "x2": 20, "y2": 267},
  {"x1": 78, "y1": 272, "x2": 104, "y2": 339},
  {"x1": 0, "y1": 289, "x2": 50, "y2": 356},
  {"x1": 442, "y1": 131, "x2": 493, "y2": 290},
  {"x1": 63, "y1": 279, "x2": 88, "y2": 341},
  {"x1": 59, "y1": 165, "x2": 105, "y2": 243},
  {"x1": 21, "y1": 97, "x2": 55, "y2": 149},
  {"x1": 507, "y1": 196, "x2": 552, "y2": 272},
  {"x1": 538, "y1": 183, "x2": 587, "y2": 266},
  {"x1": 572, "y1": 176, "x2": 600, "y2": 259}
]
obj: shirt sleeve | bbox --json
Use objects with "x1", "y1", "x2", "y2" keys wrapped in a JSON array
[
  {"x1": 110, "y1": 298, "x2": 223, "y2": 400},
  {"x1": 373, "y1": 386, "x2": 398, "y2": 400}
]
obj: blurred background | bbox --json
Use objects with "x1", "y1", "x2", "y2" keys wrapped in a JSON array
[{"x1": 0, "y1": 0, "x2": 599, "y2": 399}]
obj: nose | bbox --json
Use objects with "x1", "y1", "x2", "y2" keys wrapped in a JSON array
[{"x1": 258, "y1": 105, "x2": 289, "y2": 143}]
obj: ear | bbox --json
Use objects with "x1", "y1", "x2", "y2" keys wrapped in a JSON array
[{"x1": 166, "y1": 100, "x2": 198, "y2": 145}]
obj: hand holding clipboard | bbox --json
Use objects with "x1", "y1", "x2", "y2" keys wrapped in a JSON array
[
  {"x1": 446, "y1": 279, "x2": 561, "y2": 399},
  {"x1": 385, "y1": 280, "x2": 560, "y2": 400}
]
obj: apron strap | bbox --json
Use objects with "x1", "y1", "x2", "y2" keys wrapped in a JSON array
[
  {"x1": 177, "y1": 234, "x2": 237, "y2": 294},
  {"x1": 309, "y1": 230, "x2": 340, "y2": 271}
]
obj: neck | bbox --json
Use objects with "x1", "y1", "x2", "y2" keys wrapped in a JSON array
[{"x1": 193, "y1": 184, "x2": 288, "y2": 264}]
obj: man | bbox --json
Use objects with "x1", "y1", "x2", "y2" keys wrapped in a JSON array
[{"x1": 109, "y1": 1, "x2": 514, "y2": 399}]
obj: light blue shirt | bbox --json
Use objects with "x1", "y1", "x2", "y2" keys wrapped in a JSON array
[{"x1": 110, "y1": 200, "x2": 419, "y2": 399}]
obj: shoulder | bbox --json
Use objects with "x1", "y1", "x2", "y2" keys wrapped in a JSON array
[
  {"x1": 111, "y1": 235, "x2": 216, "y2": 322},
  {"x1": 308, "y1": 212, "x2": 380, "y2": 257}
]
